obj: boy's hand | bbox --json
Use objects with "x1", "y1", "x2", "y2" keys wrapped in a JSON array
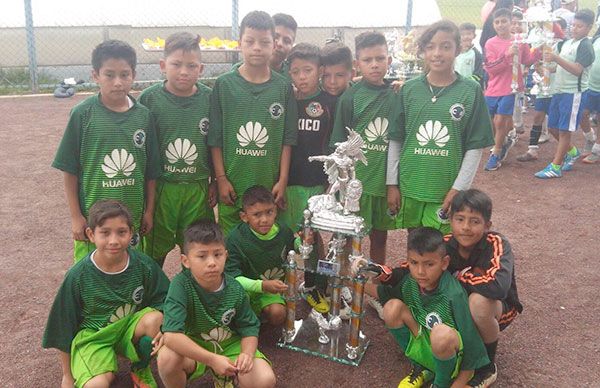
[
  {"x1": 297, "y1": 229, "x2": 315, "y2": 245},
  {"x1": 441, "y1": 188, "x2": 458, "y2": 214},
  {"x1": 71, "y1": 214, "x2": 88, "y2": 241},
  {"x1": 386, "y1": 186, "x2": 401, "y2": 216},
  {"x1": 391, "y1": 79, "x2": 404, "y2": 93},
  {"x1": 235, "y1": 352, "x2": 254, "y2": 374},
  {"x1": 217, "y1": 177, "x2": 237, "y2": 206},
  {"x1": 210, "y1": 354, "x2": 238, "y2": 377},
  {"x1": 507, "y1": 45, "x2": 519, "y2": 57},
  {"x1": 543, "y1": 50, "x2": 556, "y2": 63},
  {"x1": 150, "y1": 331, "x2": 164, "y2": 356},
  {"x1": 350, "y1": 257, "x2": 369, "y2": 277},
  {"x1": 271, "y1": 180, "x2": 287, "y2": 209},
  {"x1": 262, "y1": 279, "x2": 288, "y2": 294},
  {"x1": 61, "y1": 374, "x2": 75, "y2": 388},
  {"x1": 141, "y1": 210, "x2": 153, "y2": 235},
  {"x1": 208, "y1": 181, "x2": 218, "y2": 208}
]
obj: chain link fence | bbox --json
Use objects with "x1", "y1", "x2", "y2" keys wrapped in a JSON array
[{"x1": 1, "y1": 0, "x2": 598, "y2": 94}]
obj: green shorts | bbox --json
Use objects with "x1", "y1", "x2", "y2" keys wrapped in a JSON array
[
  {"x1": 216, "y1": 203, "x2": 241, "y2": 236},
  {"x1": 70, "y1": 307, "x2": 154, "y2": 388},
  {"x1": 403, "y1": 326, "x2": 463, "y2": 378},
  {"x1": 280, "y1": 185, "x2": 325, "y2": 231},
  {"x1": 143, "y1": 179, "x2": 214, "y2": 265},
  {"x1": 358, "y1": 193, "x2": 398, "y2": 232},
  {"x1": 73, "y1": 231, "x2": 142, "y2": 263},
  {"x1": 249, "y1": 292, "x2": 286, "y2": 317},
  {"x1": 397, "y1": 196, "x2": 451, "y2": 234}
]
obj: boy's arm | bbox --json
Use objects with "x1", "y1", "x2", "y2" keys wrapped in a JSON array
[
  {"x1": 163, "y1": 332, "x2": 237, "y2": 376},
  {"x1": 58, "y1": 351, "x2": 74, "y2": 388},
  {"x1": 451, "y1": 287, "x2": 490, "y2": 371},
  {"x1": 483, "y1": 40, "x2": 512, "y2": 75},
  {"x1": 520, "y1": 44, "x2": 542, "y2": 66},
  {"x1": 141, "y1": 179, "x2": 156, "y2": 235},
  {"x1": 142, "y1": 117, "x2": 161, "y2": 235},
  {"x1": 42, "y1": 272, "x2": 82, "y2": 353},
  {"x1": 63, "y1": 172, "x2": 87, "y2": 241},
  {"x1": 473, "y1": 48, "x2": 484, "y2": 86},
  {"x1": 210, "y1": 147, "x2": 236, "y2": 206},
  {"x1": 443, "y1": 149, "x2": 484, "y2": 212},
  {"x1": 386, "y1": 92, "x2": 405, "y2": 214},
  {"x1": 272, "y1": 145, "x2": 291, "y2": 208},
  {"x1": 236, "y1": 336, "x2": 259, "y2": 373},
  {"x1": 546, "y1": 39, "x2": 594, "y2": 76},
  {"x1": 273, "y1": 85, "x2": 299, "y2": 208}
]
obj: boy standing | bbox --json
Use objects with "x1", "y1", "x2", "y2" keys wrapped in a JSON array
[
  {"x1": 43, "y1": 200, "x2": 170, "y2": 388},
  {"x1": 139, "y1": 32, "x2": 216, "y2": 267},
  {"x1": 455, "y1": 23, "x2": 484, "y2": 86},
  {"x1": 270, "y1": 13, "x2": 297, "y2": 77},
  {"x1": 52, "y1": 40, "x2": 160, "y2": 261},
  {"x1": 209, "y1": 11, "x2": 298, "y2": 235},
  {"x1": 320, "y1": 41, "x2": 355, "y2": 97},
  {"x1": 535, "y1": 9, "x2": 596, "y2": 178},
  {"x1": 158, "y1": 220, "x2": 276, "y2": 388},
  {"x1": 582, "y1": 29, "x2": 600, "y2": 164}
]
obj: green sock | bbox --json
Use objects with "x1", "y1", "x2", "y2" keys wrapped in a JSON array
[
  {"x1": 567, "y1": 146, "x2": 579, "y2": 157},
  {"x1": 550, "y1": 163, "x2": 561, "y2": 170},
  {"x1": 132, "y1": 335, "x2": 153, "y2": 370},
  {"x1": 388, "y1": 326, "x2": 410, "y2": 352},
  {"x1": 432, "y1": 353, "x2": 457, "y2": 387}
]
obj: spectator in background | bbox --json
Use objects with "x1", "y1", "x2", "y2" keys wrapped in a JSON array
[
  {"x1": 553, "y1": 0, "x2": 578, "y2": 37},
  {"x1": 480, "y1": 0, "x2": 515, "y2": 54},
  {"x1": 482, "y1": 0, "x2": 497, "y2": 23}
]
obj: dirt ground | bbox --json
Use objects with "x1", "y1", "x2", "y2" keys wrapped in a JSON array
[{"x1": 1, "y1": 94, "x2": 599, "y2": 387}]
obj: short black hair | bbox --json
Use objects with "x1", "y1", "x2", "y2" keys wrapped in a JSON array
[
  {"x1": 288, "y1": 43, "x2": 320, "y2": 66},
  {"x1": 92, "y1": 40, "x2": 136, "y2": 73},
  {"x1": 417, "y1": 20, "x2": 461, "y2": 55},
  {"x1": 407, "y1": 227, "x2": 446, "y2": 256},
  {"x1": 87, "y1": 199, "x2": 133, "y2": 230},
  {"x1": 241, "y1": 185, "x2": 275, "y2": 210},
  {"x1": 355, "y1": 31, "x2": 387, "y2": 58},
  {"x1": 556, "y1": 17, "x2": 568, "y2": 31},
  {"x1": 459, "y1": 22, "x2": 477, "y2": 33},
  {"x1": 272, "y1": 13, "x2": 297, "y2": 33},
  {"x1": 240, "y1": 10, "x2": 275, "y2": 38},
  {"x1": 449, "y1": 189, "x2": 493, "y2": 223},
  {"x1": 183, "y1": 219, "x2": 225, "y2": 254},
  {"x1": 574, "y1": 9, "x2": 596, "y2": 26},
  {"x1": 512, "y1": 9, "x2": 524, "y2": 20},
  {"x1": 164, "y1": 32, "x2": 201, "y2": 57},
  {"x1": 493, "y1": 8, "x2": 513, "y2": 20},
  {"x1": 320, "y1": 42, "x2": 353, "y2": 69}
]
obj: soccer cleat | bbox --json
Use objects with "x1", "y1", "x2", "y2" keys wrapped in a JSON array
[
  {"x1": 484, "y1": 154, "x2": 502, "y2": 171},
  {"x1": 561, "y1": 148, "x2": 581, "y2": 171},
  {"x1": 534, "y1": 163, "x2": 562, "y2": 179},
  {"x1": 131, "y1": 366, "x2": 158, "y2": 388},
  {"x1": 397, "y1": 364, "x2": 433, "y2": 388},
  {"x1": 304, "y1": 288, "x2": 330, "y2": 314},
  {"x1": 499, "y1": 134, "x2": 517, "y2": 161},
  {"x1": 467, "y1": 363, "x2": 498, "y2": 388},
  {"x1": 516, "y1": 150, "x2": 538, "y2": 162},
  {"x1": 366, "y1": 295, "x2": 385, "y2": 320},
  {"x1": 582, "y1": 152, "x2": 600, "y2": 164}
]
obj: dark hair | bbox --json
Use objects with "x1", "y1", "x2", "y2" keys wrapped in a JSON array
[
  {"x1": 512, "y1": 9, "x2": 524, "y2": 20},
  {"x1": 407, "y1": 227, "x2": 446, "y2": 256},
  {"x1": 183, "y1": 219, "x2": 225, "y2": 254},
  {"x1": 355, "y1": 31, "x2": 387, "y2": 58},
  {"x1": 493, "y1": 8, "x2": 513, "y2": 20},
  {"x1": 87, "y1": 199, "x2": 133, "y2": 230},
  {"x1": 449, "y1": 189, "x2": 493, "y2": 223},
  {"x1": 241, "y1": 185, "x2": 275, "y2": 210},
  {"x1": 417, "y1": 20, "x2": 461, "y2": 55},
  {"x1": 556, "y1": 17, "x2": 568, "y2": 31},
  {"x1": 92, "y1": 40, "x2": 136, "y2": 72},
  {"x1": 459, "y1": 22, "x2": 477, "y2": 33},
  {"x1": 480, "y1": 0, "x2": 514, "y2": 48},
  {"x1": 164, "y1": 32, "x2": 201, "y2": 57},
  {"x1": 272, "y1": 13, "x2": 297, "y2": 33},
  {"x1": 320, "y1": 41, "x2": 353, "y2": 69},
  {"x1": 240, "y1": 10, "x2": 275, "y2": 38},
  {"x1": 288, "y1": 43, "x2": 320, "y2": 66},
  {"x1": 574, "y1": 9, "x2": 596, "y2": 26}
]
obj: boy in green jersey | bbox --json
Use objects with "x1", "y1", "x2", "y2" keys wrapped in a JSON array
[
  {"x1": 225, "y1": 185, "x2": 296, "y2": 326},
  {"x1": 270, "y1": 13, "x2": 297, "y2": 78},
  {"x1": 42, "y1": 200, "x2": 170, "y2": 388},
  {"x1": 139, "y1": 32, "x2": 216, "y2": 267},
  {"x1": 52, "y1": 40, "x2": 160, "y2": 262},
  {"x1": 455, "y1": 23, "x2": 483, "y2": 86},
  {"x1": 320, "y1": 41, "x2": 355, "y2": 97},
  {"x1": 209, "y1": 11, "x2": 298, "y2": 235},
  {"x1": 158, "y1": 220, "x2": 276, "y2": 388}
]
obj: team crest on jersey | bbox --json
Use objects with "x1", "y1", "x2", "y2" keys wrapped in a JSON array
[
  {"x1": 199, "y1": 117, "x2": 209, "y2": 136},
  {"x1": 133, "y1": 129, "x2": 146, "y2": 148},
  {"x1": 221, "y1": 308, "x2": 236, "y2": 325},
  {"x1": 425, "y1": 312, "x2": 443, "y2": 329},
  {"x1": 130, "y1": 232, "x2": 140, "y2": 247},
  {"x1": 306, "y1": 101, "x2": 324, "y2": 118},
  {"x1": 269, "y1": 102, "x2": 284, "y2": 119},
  {"x1": 132, "y1": 286, "x2": 145, "y2": 305},
  {"x1": 449, "y1": 103, "x2": 465, "y2": 121}
]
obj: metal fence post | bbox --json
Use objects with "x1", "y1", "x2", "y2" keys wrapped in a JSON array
[
  {"x1": 405, "y1": 0, "x2": 413, "y2": 33},
  {"x1": 23, "y1": 0, "x2": 38, "y2": 93},
  {"x1": 231, "y1": 0, "x2": 239, "y2": 40}
]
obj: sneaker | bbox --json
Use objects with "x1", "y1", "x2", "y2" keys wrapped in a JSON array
[
  {"x1": 467, "y1": 363, "x2": 497, "y2": 388},
  {"x1": 538, "y1": 132, "x2": 550, "y2": 144},
  {"x1": 561, "y1": 148, "x2": 581, "y2": 171},
  {"x1": 499, "y1": 135, "x2": 517, "y2": 161},
  {"x1": 535, "y1": 163, "x2": 562, "y2": 179},
  {"x1": 484, "y1": 154, "x2": 502, "y2": 171},
  {"x1": 304, "y1": 288, "x2": 330, "y2": 314},
  {"x1": 516, "y1": 150, "x2": 538, "y2": 162},
  {"x1": 583, "y1": 131, "x2": 597, "y2": 156},
  {"x1": 131, "y1": 366, "x2": 158, "y2": 388},
  {"x1": 398, "y1": 364, "x2": 433, "y2": 388},
  {"x1": 367, "y1": 295, "x2": 385, "y2": 320},
  {"x1": 583, "y1": 152, "x2": 600, "y2": 164}
]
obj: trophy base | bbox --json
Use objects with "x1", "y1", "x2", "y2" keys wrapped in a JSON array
[{"x1": 276, "y1": 317, "x2": 369, "y2": 366}]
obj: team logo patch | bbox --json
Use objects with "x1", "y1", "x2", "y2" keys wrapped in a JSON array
[
  {"x1": 199, "y1": 117, "x2": 209, "y2": 135},
  {"x1": 166, "y1": 138, "x2": 198, "y2": 165},
  {"x1": 130, "y1": 232, "x2": 140, "y2": 247},
  {"x1": 269, "y1": 102, "x2": 284, "y2": 119},
  {"x1": 417, "y1": 120, "x2": 449, "y2": 148},
  {"x1": 132, "y1": 286, "x2": 144, "y2": 305},
  {"x1": 306, "y1": 101, "x2": 324, "y2": 118},
  {"x1": 437, "y1": 207, "x2": 449, "y2": 224},
  {"x1": 365, "y1": 117, "x2": 389, "y2": 143},
  {"x1": 449, "y1": 103, "x2": 465, "y2": 121},
  {"x1": 133, "y1": 129, "x2": 146, "y2": 148},
  {"x1": 102, "y1": 149, "x2": 136, "y2": 178},
  {"x1": 425, "y1": 312, "x2": 443, "y2": 329},
  {"x1": 221, "y1": 308, "x2": 236, "y2": 325},
  {"x1": 237, "y1": 121, "x2": 269, "y2": 148}
]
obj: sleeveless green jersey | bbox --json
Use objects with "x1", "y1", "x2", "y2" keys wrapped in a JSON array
[
  {"x1": 52, "y1": 94, "x2": 160, "y2": 230},
  {"x1": 138, "y1": 82, "x2": 212, "y2": 182},
  {"x1": 330, "y1": 81, "x2": 396, "y2": 197},
  {"x1": 42, "y1": 248, "x2": 170, "y2": 352},
  {"x1": 208, "y1": 69, "x2": 297, "y2": 205}
]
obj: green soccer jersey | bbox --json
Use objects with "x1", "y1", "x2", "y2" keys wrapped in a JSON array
[
  {"x1": 225, "y1": 222, "x2": 295, "y2": 281},
  {"x1": 138, "y1": 82, "x2": 212, "y2": 182},
  {"x1": 42, "y1": 248, "x2": 170, "y2": 353},
  {"x1": 378, "y1": 270, "x2": 489, "y2": 371},
  {"x1": 390, "y1": 74, "x2": 494, "y2": 203},
  {"x1": 208, "y1": 69, "x2": 298, "y2": 205},
  {"x1": 52, "y1": 94, "x2": 160, "y2": 230},
  {"x1": 330, "y1": 80, "x2": 396, "y2": 197},
  {"x1": 162, "y1": 271, "x2": 260, "y2": 349}
]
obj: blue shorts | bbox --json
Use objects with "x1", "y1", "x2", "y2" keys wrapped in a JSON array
[
  {"x1": 485, "y1": 94, "x2": 515, "y2": 116},
  {"x1": 547, "y1": 92, "x2": 588, "y2": 132},
  {"x1": 534, "y1": 97, "x2": 552, "y2": 113},
  {"x1": 585, "y1": 90, "x2": 600, "y2": 113}
]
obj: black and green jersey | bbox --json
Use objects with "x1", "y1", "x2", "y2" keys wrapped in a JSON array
[
  {"x1": 138, "y1": 82, "x2": 212, "y2": 182},
  {"x1": 225, "y1": 222, "x2": 295, "y2": 281},
  {"x1": 330, "y1": 80, "x2": 396, "y2": 197},
  {"x1": 390, "y1": 74, "x2": 494, "y2": 203},
  {"x1": 378, "y1": 270, "x2": 489, "y2": 371},
  {"x1": 162, "y1": 271, "x2": 260, "y2": 349},
  {"x1": 208, "y1": 69, "x2": 298, "y2": 205},
  {"x1": 42, "y1": 248, "x2": 170, "y2": 352},
  {"x1": 52, "y1": 94, "x2": 161, "y2": 230}
]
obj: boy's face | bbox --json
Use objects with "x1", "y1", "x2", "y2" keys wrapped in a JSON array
[
  {"x1": 511, "y1": 18, "x2": 524, "y2": 34},
  {"x1": 493, "y1": 16, "x2": 512, "y2": 38},
  {"x1": 289, "y1": 58, "x2": 321, "y2": 96},
  {"x1": 160, "y1": 49, "x2": 203, "y2": 96},
  {"x1": 407, "y1": 249, "x2": 449, "y2": 292},
  {"x1": 423, "y1": 31, "x2": 458, "y2": 73},
  {"x1": 272, "y1": 25, "x2": 296, "y2": 68},
  {"x1": 355, "y1": 44, "x2": 390, "y2": 86},
  {"x1": 450, "y1": 207, "x2": 491, "y2": 252},
  {"x1": 571, "y1": 19, "x2": 592, "y2": 40},
  {"x1": 86, "y1": 216, "x2": 132, "y2": 262},
  {"x1": 322, "y1": 63, "x2": 353, "y2": 96},
  {"x1": 92, "y1": 58, "x2": 135, "y2": 107},
  {"x1": 182, "y1": 241, "x2": 227, "y2": 289},
  {"x1": 460, "y1": 30, "x2": 475, "y2": 52},
  {"x1": 240, "y1": 201, "x2": 277, "y2": 235},
  {"x1": 240, "y1": 27, "x2": 275, "y2": 68}
]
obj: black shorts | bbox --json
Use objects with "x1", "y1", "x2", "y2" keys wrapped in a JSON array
[{"x1": 498, "y1": 300, "x2": 518, "y2": 331}]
